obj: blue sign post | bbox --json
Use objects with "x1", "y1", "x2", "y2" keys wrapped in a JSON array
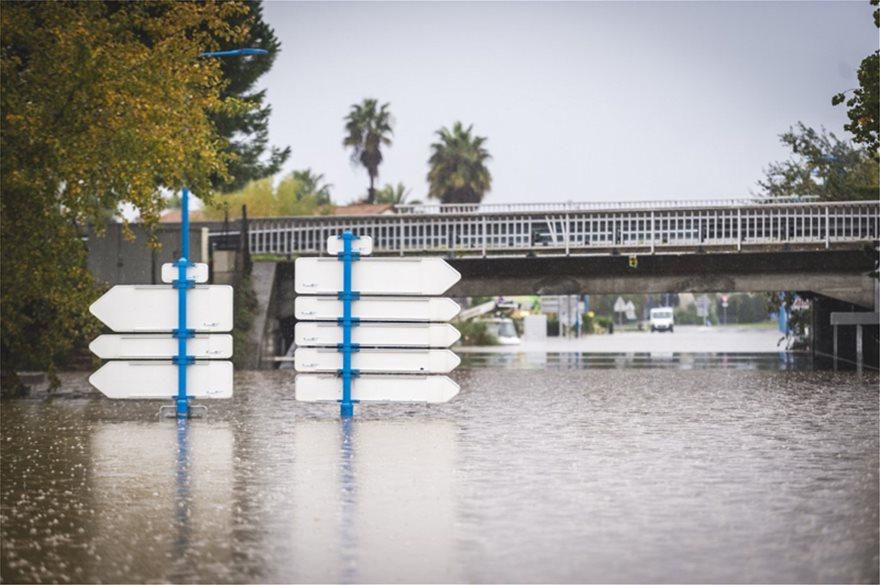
[
  {"x1": 172, "y1": 187, "x2": 196, "y2": 418},
  {"x1": 778, "y1": 303, "x2": 789, "y2": 334},
  {"x1": 337, "y1": 231, "x2": 361, "y2": 418},
  {"x1": 167, "y1": 47, "x2": 268, "y2": 418}
]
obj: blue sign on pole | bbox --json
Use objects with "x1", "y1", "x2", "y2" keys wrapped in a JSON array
[
  {"x1": 173, "y1": 187, "x2": 196, "y2": 418},
  {"x1": 337, "y1": 231, "x2": 361, "y2": 418}
]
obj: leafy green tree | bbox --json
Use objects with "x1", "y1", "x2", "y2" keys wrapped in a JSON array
[
  {"x1": 1, "y1": 1, "x2": 249, "y2": 385},
  {"x1": 203, "y1": 171, "x2": 334, "y2": 219},
  {"x1": 343, "y1": 98, "x2": 393, "y2": 203},
  {"x1": 212, "y1": 0, "x2": 290, "y2": 192},
  {"x1": 757, "y1": 123, "x2": 878, "y2": 201},
  {"x1": 832, "y1": 0, "x2": 879, "y2": 159},
  {"x1": 375, "y1": 182, "x2": 420, "y2": 205},
  {"x1": 290, "y1": 169, "x2": 333, "y2": 205},
  {"x1": 427, "y1": 122, "x2": 492, "y2": 204}
]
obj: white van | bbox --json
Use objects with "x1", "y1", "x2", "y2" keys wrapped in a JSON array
[{"x1": 649, "y1": 307, "x2": 674, "y2": 333}]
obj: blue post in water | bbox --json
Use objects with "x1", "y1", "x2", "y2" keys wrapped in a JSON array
[
  {"x1": 778, "y1": 303, "x2": 789, "y2": 334},
  {"x1": 337, "y1": 232, "x2": 360, "y2": 418},
  {"x1": 165, "y1": 48, "x2": 267, "y2": 418},
  {"x1": 173, "y1": 188, "x2": 195, "y2": 417}
]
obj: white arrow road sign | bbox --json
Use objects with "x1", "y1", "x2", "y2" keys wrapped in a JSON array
[
  {"x1": 295, "y1": 257, "x2": 461, "y2": 295},
  {"x1": 161, "y1": 262, "x2": 209, "y2": 284},
  {"x1": 326, "y1": 235, "x2": 373, "y2": 255},
  {"x1": 89, "y1": 361, "x2": 232, "y2": 399},
  {"x1": 90, "y1": 285, "x2": 232, "y2": 332},
  {"x1": 294, "y1": 347, "x2": 460, "y2": 373},
  {"x1": 295, "y1": 296, "x2": 461, "y2": 322},
  {"x1": 89, "y1": 334, "x2": 233, "y2": 359},
  {"x1": 296, "y1": 374, "x2": 459, "y2": 403},
  {"x1": 296, "y1": 322, "x2": 461, "y2": 348}
]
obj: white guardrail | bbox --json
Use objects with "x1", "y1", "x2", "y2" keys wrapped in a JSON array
[
  {"x1": 211, "y1": 199, "x2": 879, "y2": 256},
  {"x1": 391, "y1": 195, "x2": 821, "y2": 215}
]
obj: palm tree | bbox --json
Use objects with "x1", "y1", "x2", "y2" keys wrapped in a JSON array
[
  {"x1": 290, "y1": 169, "x2": 332, "y2": 205},
  {"x1": 427, "y1": 122, "x2": 491, "y2": 204},
  {"x1": 375, "y1": 182, "x2": 421, "y2": 205},
  {"x1": 343, "y1": 99, "x2": 393, "y2": 203}
]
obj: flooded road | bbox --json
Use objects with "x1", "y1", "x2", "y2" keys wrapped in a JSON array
[
  {"x1": 2, "y1": 361, "x2": 878, "y2": 583},
  {"x1": 458, "y1": 324, "x2": 787, "y2": 354}
]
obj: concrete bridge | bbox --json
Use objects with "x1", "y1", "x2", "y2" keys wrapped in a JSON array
[{"x1": 221, "y1": 198, "x2": 878, "y2": 308}]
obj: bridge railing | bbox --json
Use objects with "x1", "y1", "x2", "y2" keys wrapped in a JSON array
[
  {"x1": 217, "y1": 200, "x2": 878, "y2": 256},
  {"x1": 392, "y1": 195, "x2": 821, "y2": 215}
]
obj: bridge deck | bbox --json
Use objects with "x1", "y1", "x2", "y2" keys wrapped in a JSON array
[{"x1": 209, "y1": 200, "x2": 879, "y2": 257}]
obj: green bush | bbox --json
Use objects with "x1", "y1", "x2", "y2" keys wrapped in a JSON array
[
  {"x1": 581, "y1": 313, "x2": 595, "y2": 334},
  {"x1": 595, "y1": 315, "x2": 613, "y2": 332},
  {"x1": 232, "y1": 276, "x2": 258, "y2": 369},
  {"x1": 456, "y1": 320, "x2": 499, "y2": 346}
]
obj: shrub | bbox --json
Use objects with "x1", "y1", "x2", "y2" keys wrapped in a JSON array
[{"x1": 456, "y1": 321, "x2": 499, "y2": 346}]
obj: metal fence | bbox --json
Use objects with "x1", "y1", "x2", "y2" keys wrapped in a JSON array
[
  {"x1": 215, "y1": 200, "x2": 879, "y2": 257},
  {"x1": 392, "y1": 195, "x2": 821, "y2": 215}
]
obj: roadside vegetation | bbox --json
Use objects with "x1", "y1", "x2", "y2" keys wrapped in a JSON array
[
  {"x1": 456, "y1": 321, "x2": 499, "y2": 346},
  {"x1": 757, "y1": 1, "x2": 878, "y2": 348},
  {"x1": 0, "y1": 1, "x2": 286, "y2": 387},
  {"x1": 201, "y1": 171, "x2": 334, "y2": 220}
]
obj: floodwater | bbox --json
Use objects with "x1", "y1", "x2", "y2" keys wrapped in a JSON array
[
  {"x1": 458, "y1": 324, "x2": 787, "y2": 354},
  {"x1": 1, "y1": 356, "x2": 878, "y2": 583}
]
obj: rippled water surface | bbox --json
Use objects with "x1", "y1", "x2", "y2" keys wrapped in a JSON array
[{"x1": 2, "y1": 362, "x2": 878, "y2": 583}]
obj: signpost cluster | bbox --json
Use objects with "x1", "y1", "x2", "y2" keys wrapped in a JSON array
[
  {"x1": 88, "y1": 188, "x2": 234, "y2": 417},
  {"x1": 294, "y1": 231, "x2": 462, "y2": 417}
]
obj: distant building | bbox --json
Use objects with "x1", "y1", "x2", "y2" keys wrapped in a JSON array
[
  {"x1": 332, "y1": 203, "x2": 395, "y2": 216},
  {"x1": 159, "y1": 209, "x2": 207, "y2": 223}
]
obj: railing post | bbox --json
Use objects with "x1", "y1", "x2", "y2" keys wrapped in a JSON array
[
  {"x1": 737, "y1": 208, "x2": 742, "y2": 251},
  {"x1": 824, "y1": 206, "x2": 830, "y2": 249},
  {"x1": 399, "y1": 216, "x2": 404, "y2": 257},
  {"x1": 564, "y1": 212, "x2": 570, "y2": 256}
]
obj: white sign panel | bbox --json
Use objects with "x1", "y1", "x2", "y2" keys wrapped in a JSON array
[
  {"x1": 294, "y1": 348, "x2": 460, "y2": 373},
  {"x1": 295, "y1": 257, "x2": 461, "y2": 296},
  {"x1": 296, "y1": 374, "x2": 460, "y2": 404},
  {"x1": 326, "y1": 235, "x2": 373, "y2": 256},
  {"x1": 296, "y1": 322, "x2": 461, "y2": 348},
  {"x1": 295, "y1": 296, "x2": 460, "y2": 322},
  {"x1": 161, "y1": 262, "x2": 209, "y2": 284},
  {"x1": 696, "y1": 295, "x2": 711, "y2": 318},
  {"x1": 541, "y1": 296, "x2": 560, "y2": 314},
  {"x1": 89, "y1": 334, "x2": 232, "y2": 359},
  {"x1": 90, "y1": 285, "x2": 233, "y2": 332},
  {"x1": 89, "y1": 361, "x2": 233, "y2": 399}
]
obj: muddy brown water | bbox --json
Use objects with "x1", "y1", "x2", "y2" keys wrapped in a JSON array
[{"x1": 1, "y1": 358, "x2": 878, "y2": 583}]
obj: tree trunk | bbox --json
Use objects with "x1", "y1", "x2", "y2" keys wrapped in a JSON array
[{"x1": 367, "y1": 172, "x2": 376, "y2": 204}]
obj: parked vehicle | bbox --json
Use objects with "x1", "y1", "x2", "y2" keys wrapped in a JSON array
[
  {"x1": 649, "y1": 307, "x2": 674, "y2": 333},
  {"x1": 480, "y1": 317, "x2": 521, "y2": 344}
]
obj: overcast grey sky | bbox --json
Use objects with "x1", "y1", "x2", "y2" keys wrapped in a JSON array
[{"x1": 259, "y1": 1, "x2": 877, "y2": 204}]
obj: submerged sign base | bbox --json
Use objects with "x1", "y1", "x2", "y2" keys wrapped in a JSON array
[{"x1": 296, "y1": 374, "x2": 460, "y2": 404}]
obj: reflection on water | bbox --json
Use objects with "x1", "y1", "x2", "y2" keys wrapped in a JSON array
[
  {"x1": 1, "y1": 361, "x2": 878, "y2": 583},
  {"x1": 89, "y1": 420, "x2": 233, "y2": 582},
  {"x1": 460, "y1": 351, "x2": 809, "y2": 370},
  {"x1": 279, "y1": 419, "x2": 459, "y2": 583}
]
